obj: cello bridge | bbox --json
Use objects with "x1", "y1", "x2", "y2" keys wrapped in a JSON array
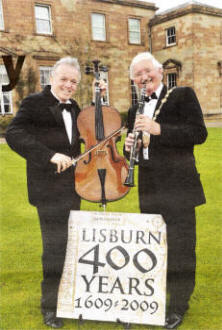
[{"x1": 95, "y1": 149, "x2": 107, "y2": 156}]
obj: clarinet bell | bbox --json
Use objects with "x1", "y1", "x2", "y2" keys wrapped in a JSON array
[{"x1": 124, "y1": 168, "x2": 135, "y2": 187}]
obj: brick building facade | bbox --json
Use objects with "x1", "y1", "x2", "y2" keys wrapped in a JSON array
[
  {"x1": 149, "y1": 2, "x2": 222, "y2": 117},
  {"x1": 0, "y1": 0, "x2": 157, "y2": 115},
  {"x1": 0, "y1": 0, "x2": 222, "y2": 118}
]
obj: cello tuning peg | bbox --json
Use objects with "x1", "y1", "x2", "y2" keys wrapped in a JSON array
[
  {"x1": 92, "y1": 60, "x2": 100, "y2": 73},
  {"x1": 99, "y1": 65, "x2": 108, "y2": 72},
  {"x1": 92, "y1": 59, "x2": 100, "y2": 66},
  {"x1": 85, "y1": 65, "x2": 92, "y2": 75}
]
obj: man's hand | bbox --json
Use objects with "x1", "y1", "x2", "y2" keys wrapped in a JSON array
[
  {"x1": 124, "y1": 133, "x2": 142, "y2": 153},
  {"x1": 50, "y1": 153, "x2": 73, "y2": 173},
  {"x1": 134, "y1": 114, "x2": 161, "y2": 135},
  {"x1": 124, "y1": 133, "x2": 135, "y2": 152},
  {"x1": 92, "y1": 78, "x2": 107, "y2": 102}
]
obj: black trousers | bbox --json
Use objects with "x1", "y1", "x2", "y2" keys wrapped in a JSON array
[
  {"x1": 138, "y1": 168, "x2": 197, "y2": 316},
  {"x1": 37, "y1": 200, "x2": 80, "y2": 314},
  {"x1": 140, "y1": 205, "x2": 196, "y2": 316},
  {"x1": 161, "y1": 208, "x2": 196, "y2": 316}
]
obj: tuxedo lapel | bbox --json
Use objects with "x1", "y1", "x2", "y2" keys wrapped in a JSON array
[
  {"x1": 70, "y1": 107, "x2": 76, "y2": 146},
  {"x1": 153, "y1": 85, "x2": 167, "y2": 117},
  {"x1": 42, "y1": 85, "x2": 64, "y2": 126},
  {"x1": 49, "y1": 104, "x2": 64, "y2": 126},
  {"x1": 70, "y1": 100, "x2": 80, "y2": 146}
]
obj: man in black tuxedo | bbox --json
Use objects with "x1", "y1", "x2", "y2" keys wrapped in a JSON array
[
  {"x1": 6, "y1": 57, "x2": 83, "y2": 328},
  {"x1": 124, "y1": 52, "x2": 207, "y2": 329}
]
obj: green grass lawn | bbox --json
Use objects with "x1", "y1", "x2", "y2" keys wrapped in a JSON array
[{"x1": 0, "y1": 128, "x2": 221, "y2": 330}]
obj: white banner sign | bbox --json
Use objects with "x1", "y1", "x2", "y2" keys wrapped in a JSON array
[{"x1": 57, "y1": 211, "x2": 167, "y2": 326}]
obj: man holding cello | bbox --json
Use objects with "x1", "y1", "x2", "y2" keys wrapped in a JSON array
[
  {"x1": 124, "y1": 52, "x2": 207, "y2": 329},
  {"x1": 6, "y1": 57, "x2": 106, "y2": 328}
]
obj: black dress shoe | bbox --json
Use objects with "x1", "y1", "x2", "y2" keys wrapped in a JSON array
[
  {"x1": 164, "y1": 312, "x2": 183, "y2": 329},
  {"x1": 43, "y1": 311, "x2": 64, "y2": 328}
]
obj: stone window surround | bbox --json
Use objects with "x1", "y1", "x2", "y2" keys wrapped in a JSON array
[{"x1": 163, "y1": 59, "x2": 182, "y2": 88}]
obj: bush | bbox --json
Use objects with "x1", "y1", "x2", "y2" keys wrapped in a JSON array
[
  {"x1": 0, "y1": 115, "x2": 13, "y2": 129},
  {"x1": 120, "y1": 111, "x2": 128, "y2": 126}
]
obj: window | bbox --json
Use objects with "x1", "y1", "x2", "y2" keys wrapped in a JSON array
[
  {"x1": 167, "y1": 73, "x2": 177, "y2": 89},
  {"x1": 0, "y1": 65, "x2": 13, "y2": 115},
  {"x1": 166, "y1": 26, "x2": 176, "y2": 46},
  {"x1": 100, "y1": 70, "x2": 109, "y2": 105},
  {"x1": 39, "y1": 66, "x2": 52, "y2": 89},
  {"x1": 91, "y1": 13, "x2": 106, "y2": 41},
  {"x1": 35, "y1": 4, "x2": 52, "y2": 35},
  {"x1": 128, "y1": 18, "x2": 141, "y2": 44},
  {"x1": 130, "y1": 80, "x2": 138, "y2": 106},
  {"x1": 0, "y1": 0, "x2": 4, "y2": 30}
]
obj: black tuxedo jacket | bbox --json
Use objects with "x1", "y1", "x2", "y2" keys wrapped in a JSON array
[
  {"x1": 6, "y1": 85, "x2": 81, "y2": 207},
  {"x1": 124, "y1": 85, "x2": 208, "y2": 212}
]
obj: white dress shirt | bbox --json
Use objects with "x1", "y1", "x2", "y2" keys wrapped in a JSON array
[
  {"x1": 62, "y1": 106, "x2": 72, "y2": 144},
  {"x1": 51, "y1": 90, "x2": 72, "y2": 144},
  {"x1": 143, "y1": 83, "x2": 163, "y2": 160}
]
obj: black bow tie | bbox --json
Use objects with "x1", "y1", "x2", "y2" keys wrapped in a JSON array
[
  {"x1": 59, "y1": 103, "x2": 72, "y2": 112},
  {"x1": 144, "y1": 92, "x2": 157, "y2": 102}
]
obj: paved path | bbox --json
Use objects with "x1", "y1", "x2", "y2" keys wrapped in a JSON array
[{"x1": 205, "y1": 121, "x2": 222, "y2": 127}]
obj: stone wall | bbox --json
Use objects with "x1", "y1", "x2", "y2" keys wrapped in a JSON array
[
  {"x1": 1, "y1": 0, "x2": 221, "y2": 116},
  {"x1": 149, "y1": 3, "x2": 222, "y2": 116},
  {"x1": 0, "y1": 0, "x2": 156, "y2": 113}
]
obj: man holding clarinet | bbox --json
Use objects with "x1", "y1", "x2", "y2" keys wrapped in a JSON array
[{"x1": 124, "y1": 52, "x2": 207, "y2": 329}]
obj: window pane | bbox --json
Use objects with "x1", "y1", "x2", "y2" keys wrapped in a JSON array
[
  {"x1": 35, "y1": 6, "x2": 50, "y2": 20},
  {"x1": 36, "y1": 20, "x2": 51, "y2": 34},
  {"x1": 167, "y1": 73, "x2": 177, "y2": 88},
  {"x1": 3, "y1": 93, "x2": 9, "y2": 103},
  {"x1": 129, "y1": 31, "x2": 140, "y2": 44},
  {"x1": 3, "y1": 92, "x2": 10, "y2": 113},
  {"x1": 128, "y1": 19, "x2": 141, "y2": 44},
  {"x1": 0, "y1": 92, "x2": 12, "y2": 114},
  {"x1": 166, "y1": 27, "x2": 176, "y2": 45},
  {"x1": 0, "y1": 65, "x2": 13, "y2": 114},
  {"x1": 0, "y1": 65, "x2": 9, "y2": 84},
  {"x1": 93, "y1": 27, "x2": 105, "y2": 40},
  {"x1": 92, "y1": 14, "x2": 103, "y2": 27},
  {"x1": 129, "y1": 19, "x2": 140, "y2": 31},
  {"x1": 40, "y1": 66, "x2": 52, "y2": 89},
  {"x1": 35, "y1": 5, "x2": 51, "y2": 34},
  {"x1": 100, "y1": 71, "x2": 109, "y2": 105},
  {"x1": 0, "y1": 0, "x2": 4, "y2": 30},
  {"x1": 91, "y1": 13, "x2": 106, "y2": 41}
]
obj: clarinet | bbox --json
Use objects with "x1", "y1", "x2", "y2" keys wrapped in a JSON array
[{"x1": 124, "y1": 85, "x2": 146, "y2": 187}]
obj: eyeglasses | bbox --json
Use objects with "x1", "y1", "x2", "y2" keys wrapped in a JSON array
[
  {"x1": 60, "y1": 78, "x2": 79, "y2": 86},
  {"x1": 133, "y1": 68, "x2": 154, "y2": 79}
]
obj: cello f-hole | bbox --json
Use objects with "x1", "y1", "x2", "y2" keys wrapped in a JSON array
[
  {"x1": 106, "y1": 144, "x2": 120, "y2": 163},
  {"x1": 83, "y1": 152, "x2": 92, "y2": 164}
]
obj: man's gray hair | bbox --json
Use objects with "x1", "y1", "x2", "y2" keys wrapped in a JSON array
[
  {"x1": 130, "y1": 52, "x2": 163, "y2": 79},
  {"x1": 51, "y1": 56, "x2": 81, "y2": 81}
]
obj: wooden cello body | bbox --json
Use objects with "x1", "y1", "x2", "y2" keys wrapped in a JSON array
[{"x1": 74, "y1": 61, "x2": 129, "y2": 205}]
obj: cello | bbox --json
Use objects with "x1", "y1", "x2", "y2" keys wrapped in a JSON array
[{"x1": 74, "y1": 60, "x2": 130, "y2": 206}]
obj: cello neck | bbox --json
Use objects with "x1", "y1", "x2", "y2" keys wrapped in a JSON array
[{"x1": 93, "y1": 60, "x2": 105, "y2": 141}]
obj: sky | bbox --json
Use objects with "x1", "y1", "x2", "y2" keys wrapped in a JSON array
[{"x1": 138, "y1": 0, "x2": 222, "y2": 12}]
